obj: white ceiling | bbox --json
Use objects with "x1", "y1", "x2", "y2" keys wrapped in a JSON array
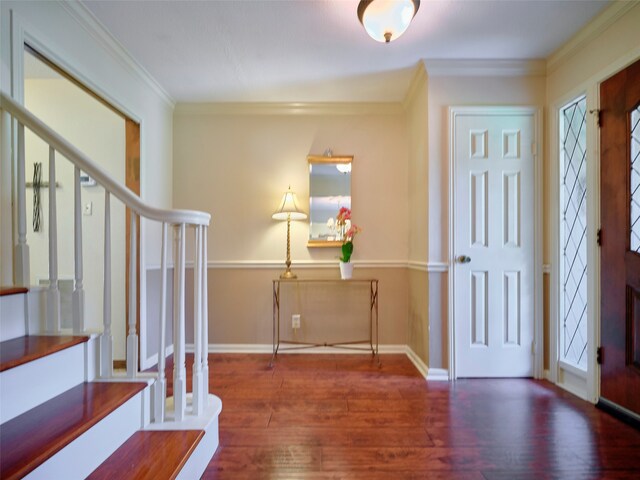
[{"x1": 81, "y1": 0, "x2": 611, "y2": 103}]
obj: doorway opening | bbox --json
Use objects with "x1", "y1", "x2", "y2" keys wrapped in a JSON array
[{"x1": 23, "y1": 44, "x2": 140, "y2": 367}]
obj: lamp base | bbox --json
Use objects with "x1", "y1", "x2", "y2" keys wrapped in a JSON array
[{"x1": 280, "y1": 269, "x2": 297, "y2": 279}]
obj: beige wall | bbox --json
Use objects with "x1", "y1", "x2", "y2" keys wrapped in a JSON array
[
  {"x1": 405, "y1": 64, "x2": 430, "y2": 364},
  {"x1": 24, "y1": 78, "x2": 127, "y2": 359},
  {"x1": 173, "y1": 107, "x2": 412, "y2": 347}
]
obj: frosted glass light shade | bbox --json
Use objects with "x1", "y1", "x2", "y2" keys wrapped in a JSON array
[
  {"x1": 272, "y1": 188, "x2": 307, "y2": 220},
  {"x1": 357, "y1": 0, "x2": 420, "y2": 43}
]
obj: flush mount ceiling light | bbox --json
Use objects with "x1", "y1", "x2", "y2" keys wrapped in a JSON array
[{"x1": 357, "y1": 0, "x2": 420, "y2": 43}]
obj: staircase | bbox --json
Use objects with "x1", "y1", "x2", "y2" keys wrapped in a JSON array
[{"x1": 0, "y1": 92, "x2": 222, "y2": 479}]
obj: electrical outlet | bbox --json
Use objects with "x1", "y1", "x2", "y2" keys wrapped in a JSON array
[
  {"x1": 292, "y1": 314, "x2": 301, "y2": 329},
  {"x1": 83, "y1": 201, "x2": 93, "y2": 216}
]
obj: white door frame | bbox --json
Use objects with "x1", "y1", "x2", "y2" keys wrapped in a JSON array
[{"x1": 447, "y1": 106, "x2": 544, "y2": 380}]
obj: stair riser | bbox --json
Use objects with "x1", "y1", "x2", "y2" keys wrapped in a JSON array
[
  {"x1": 0, "y1": 343, "x2": 85, "y2": 423},
  {"x1": 0, "y1": 293, "x2": 27, "y2": 342},
  {"x1": 176, "y1": 416, "x2": 220, "y2": 480},
  {"x1": 24, "y1": 389, "x2": 147, "y2": 480}
]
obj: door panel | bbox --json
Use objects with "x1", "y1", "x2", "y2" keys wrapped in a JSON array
[
  {"x1": 600, "y1": 58, "x2": 640, "y2": 416},
  {"x1": 454, "y1": 111, "x2": 535, "y2": 377}
]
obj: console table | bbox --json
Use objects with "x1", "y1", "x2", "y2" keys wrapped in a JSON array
[{"x1": 271, "y1": 278, "x2": 379, "y2": 366}]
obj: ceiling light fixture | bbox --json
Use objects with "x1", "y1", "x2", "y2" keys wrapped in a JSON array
[{"x1": 357, "y1": 0, "x2": 420, "y2": 43}]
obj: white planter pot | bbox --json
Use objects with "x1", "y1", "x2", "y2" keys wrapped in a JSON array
[{"x1": 339, "y1": 261, "x2": 353, "y2": 280}]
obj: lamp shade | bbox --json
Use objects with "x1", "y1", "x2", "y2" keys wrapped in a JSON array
[
  {"x1": 272, "y1": 188, "x2": 307, "y2": 220},
  {"x1": 357, "y1": 0, "x2": 420, "y2": 43}
]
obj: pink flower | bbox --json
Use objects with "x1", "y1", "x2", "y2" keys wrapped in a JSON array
[
  {"x1": 344, "y1": 225, "x2": 361, "y2": 241},
  {"x1": 337, "y1": 207, "x2": 351, "y2": 224}
]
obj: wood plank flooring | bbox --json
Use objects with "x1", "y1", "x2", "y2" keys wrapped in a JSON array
[{"x1": 189, "y1": 353, "x2": 640, "y2": 479}]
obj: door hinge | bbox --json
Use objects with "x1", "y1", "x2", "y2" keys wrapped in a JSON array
[
  {"x1": 597, "y1": 346, "x2": 603, "y2": 365},
  {"x1": 597, "y1": 228, "x2": 602, "y2": 247}
]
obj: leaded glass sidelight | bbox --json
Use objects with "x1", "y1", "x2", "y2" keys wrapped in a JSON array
[
  {"x1": 559, "y1": 96, "x2": 588, "y2": 370},
  {"x1": 631, "y1": 106, "x2": 640, "y2": 253}
]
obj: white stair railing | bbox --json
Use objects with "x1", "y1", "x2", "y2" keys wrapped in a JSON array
[{"x1": 0, "y1": 92, "x2": 211, "y2": 423}]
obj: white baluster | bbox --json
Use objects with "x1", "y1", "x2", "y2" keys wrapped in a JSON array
[
  {"x1": 173, "y1": 223, "x2": 187, "y2": 421},
  {"x1": 47, "y1": 146, "x2": 60, "y2": 333},
  {"x1": 15, "y1": 122, "x2": 30, "y2": 286},
  {"x1": 101, "y1": 191, "x2": 113, "y2": 378},
  {"x1": 1, "y1": 111, "x2": 15, "y2": 286},
  {"x1": 72, "y1": 167, "x2": 85, "y2": 333},
  {"x1": 154, "y1": 222, "x2": 168, "y2": 423},
  {"x1": 127, "y1": 211, "x2": 138, "y2": 378},
  {"x1": 192, "y1": 225, "x2": 204, "y2": 415},
  {"x1": 201, "y1": 225, "x2": 209, "y2": 400}
]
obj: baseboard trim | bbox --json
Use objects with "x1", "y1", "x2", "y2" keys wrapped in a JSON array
[
  {"x1": 597, "y1": 397, "x2": 640, "y2": 430},
  {"x1": 426, "y1": 368, "x2": 449, "y2": 381},
  {"x1": 405, "y1": 347, "x2": 427, "y2": 378},
  {"x1": 186, "y1": 343, "x2": 409, "y2": 355},
  {"x1": 184, "y1": 343, "x2": 450, "y2": 381}
]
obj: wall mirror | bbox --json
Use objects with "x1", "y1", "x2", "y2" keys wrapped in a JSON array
[{"x1": 307, "y1": 154, "x2": 353, "y2": 247}]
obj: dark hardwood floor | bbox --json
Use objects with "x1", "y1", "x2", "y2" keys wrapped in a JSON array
[{"x1": 191, "y1": 353, "x2": 640, "y2": 479}]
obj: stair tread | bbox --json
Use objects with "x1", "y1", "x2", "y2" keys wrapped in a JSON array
[
  {"x1": 0, "y1": 335, "x2": 89, "y2": 372},
  {"x1": 0, "y1": 286, "x2": 28, "y2": 297},
  {"x1": 87, "y1": 430, "x2": 204, "y2": 480},
  {"x1": 0, "y1": 381, "x2": 147, "y2": 480}
]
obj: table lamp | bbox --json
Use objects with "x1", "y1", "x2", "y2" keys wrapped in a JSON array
[{"x1": 272, "y1": 186, "x2": 307, "y2": 279}]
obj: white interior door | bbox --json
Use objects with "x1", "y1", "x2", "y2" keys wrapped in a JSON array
[{"x1": 452, "y1": 109, "x2": 536, "y2": 377}]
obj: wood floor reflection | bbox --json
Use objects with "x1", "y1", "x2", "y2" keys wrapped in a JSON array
[{"x1": 178, "y1": 354, "x2": 640, "y2": 479}]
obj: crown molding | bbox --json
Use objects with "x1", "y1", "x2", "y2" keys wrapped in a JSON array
[
  {"x1": 546, "y1": 1, "x2": 638, "y2": 74},
  {"x1": 402, "y1": 60, "x2": 427, "y2": 110},
  {"x1": 58, "y1": 0, "x2": 174, "y2": 108},
  {"x1": 424, "y1": 59, "x2": 546, "y2": 77},
  {"x1": 174, "y1": 102, "x2": 403, "y2": 116}
]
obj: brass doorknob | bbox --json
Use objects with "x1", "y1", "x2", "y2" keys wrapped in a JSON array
[{"x1": 457, "y1": 255, "x2": 471, "y2": 264}]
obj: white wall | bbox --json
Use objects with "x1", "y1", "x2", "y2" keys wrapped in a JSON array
[
  {"x1": 24, "y1": 78, "x2": 126, "y2": 357},
  {"x1": 1, "y1": 0, "x2": 175, "y2": 273},
  {"x1": 1, "y1": 1, "x2": 175, "y2": 361}
]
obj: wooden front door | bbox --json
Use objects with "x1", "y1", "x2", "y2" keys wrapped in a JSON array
[{"x1": 600, "y1": 58, "x2": 640, "y2": 418}]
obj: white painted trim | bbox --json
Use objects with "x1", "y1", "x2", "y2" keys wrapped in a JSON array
[
  {"x1": 58, "y1": 0, "x2": 174, "y2": 108},
  {"x1": 542, "y1": 264, "x2": 551, "y2": 274},
  {"x1": 145, "y1": 260, "x2": 412, "y2": 270},
  {"x1": 407, "y1": 261, "x2": 428, "y2": 272},
  {"x1": 426, "y1": 368, "x2": 449, "y2": 381},
  {"x1": 424, "y1": 59, "x2": 546, "y2": 77},
  {"x1": 174, "y1": 102, "x2": 403, "y2": 116},
  {"x1": 543, "y1": 369, "x2": 551, "y2": 381},
  {"x1": 448, "y1": 106, "x2": 543, "y2": 380},
  {"x1": 585, "y1": 81, "x2": 601, "y2": 404},
  {"x1": 546, "y1": 1, "x2": 638, "y2": 74},
  {"x1": 407, "y1": 261, "x2": 450, "y2": 273},
  {"x1": 12, "y1": 10, "x2": 142, "y2": 123},
  {"x1": 427, "y1": 262, "x2": 448, "y2": 273},
  {"x1": 405, "y1": 346, "x2": 428, "y2": 378},
  {"x1": 140, "y1": 343, "x2": 174, "y2": 372}
]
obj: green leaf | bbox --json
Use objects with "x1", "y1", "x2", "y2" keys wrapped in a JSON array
[{"x1": 340, "y1": 241, "x2": 354, "y2": 263}]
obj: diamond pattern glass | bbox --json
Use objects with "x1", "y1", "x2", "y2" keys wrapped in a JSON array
[
  {"x1": 631, "y1": 106, "x2": 640, "y2": 253},
  {"x1": 560, "y1": 97, "x2": 588, "y2": 370}
]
